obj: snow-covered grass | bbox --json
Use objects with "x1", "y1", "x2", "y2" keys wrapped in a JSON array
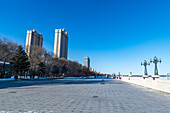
[
  {"x1": 64, "y1": 77, "x2": 83, "y2": 79},
  {"x1": 0, "y1": 76, "x2": 113, "y2": 82},
  {"x1": 0, "y1": 78, "x2": 15, "y2": 81},
  {"x1": 64, "y1": 76, "x2": 111, "y2": 79}
]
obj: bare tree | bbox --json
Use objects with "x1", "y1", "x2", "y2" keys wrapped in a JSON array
[
  {"x1": 43, "y1": 50, "x2": 53, "y2": 77},
  {"x1": 0, "y1": 37, "x2": 18, "y2": 61},
  {"x1": 28, "y1": 46, "x2": 43, "y2": 79},
  {"x1": 0, "y1": 37, "x2": 18, "y2": 77}
]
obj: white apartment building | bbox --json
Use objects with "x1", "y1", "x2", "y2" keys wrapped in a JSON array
[
  {"x1": 25, "y1": 29, "x2": 43, "y2": 56},
  {"x1": 85, "y1": 57, "x2": 90, "y2": 69},
  {"x1": 54, "y1": 29, "x2": 68, "y2": 59}
]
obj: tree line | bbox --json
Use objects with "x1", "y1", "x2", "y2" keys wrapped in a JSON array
[{"x1": 0, "y1": 37, "x2": 99, "y2": 79}]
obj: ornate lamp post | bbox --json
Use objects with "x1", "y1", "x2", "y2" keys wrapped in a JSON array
[
  {"x1": 150, "y1": 56, "x2": 161, "y2": 79},
  {"x1": 141, "y1": 60, "x2": 150, "y2": 78}
]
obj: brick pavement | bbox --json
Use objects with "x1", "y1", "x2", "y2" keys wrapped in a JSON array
[{"x1": 0, "y1": 79, "x2": 170, "y2": 113}]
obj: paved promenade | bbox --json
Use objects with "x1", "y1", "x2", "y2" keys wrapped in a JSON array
[{"x1": 1, "y1": 79, "x2": 170, "y2": 113}]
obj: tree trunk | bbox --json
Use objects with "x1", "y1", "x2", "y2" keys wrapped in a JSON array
[{"x1": 3, "y1": 60, "x2": 6, "y2": 78}]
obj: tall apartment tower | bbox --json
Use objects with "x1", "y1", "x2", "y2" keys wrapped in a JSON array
[
  {"x1": 25, "y1": 29, "x2": 43, "y2": 56},
  {"x1": 54, "y1": 29, "x2": 68, "y2": 59},
  {"x1": 85, "y1": 57, "x2": 90, "y2": 69}
]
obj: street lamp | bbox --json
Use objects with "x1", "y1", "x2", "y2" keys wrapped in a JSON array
[
  {"x1": 150, "y1": 56, "x2": 161, "y2": 79},
  {"x1": 141, "y1": 60, "x2": 150, "y2": 79}
]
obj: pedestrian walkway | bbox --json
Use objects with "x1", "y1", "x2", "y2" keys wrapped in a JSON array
[{"x1": 0, "y1": 79, "x2": 170, "y2": 113}]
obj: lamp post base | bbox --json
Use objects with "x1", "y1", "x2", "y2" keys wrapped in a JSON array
[
  {"x1": 152, "y1": 75, "x2": 159, "y2": 80},
  {"x1": 143, "y1": 75, "x2": 148, "y2": 79}
]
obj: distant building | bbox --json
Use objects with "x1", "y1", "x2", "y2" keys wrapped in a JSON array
[
  {"x1": 25, "y1": 29, "x2": 43, "y2": 56},
  {"x1": 92, "y1": 69, "x2": 95, "y2": 72},
  {"x1": 85, "y1": 57, "x2": 90, "y2": 69},
  {"x1": 89, "y1": 67, "x2": 92, "y2": 71},
  {"x1": 54, "y1": 29, "x2": 68, "y2": 59},
  {"x1": 0, "y1": 61, "x2": 12, "y2": 78}
]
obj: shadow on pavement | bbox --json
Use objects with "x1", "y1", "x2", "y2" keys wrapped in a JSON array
[{"x1": 0, "y1": 79, "x2": 119, "y2": 89}]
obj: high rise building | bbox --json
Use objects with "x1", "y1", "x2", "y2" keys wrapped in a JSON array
[
  {"x1": 54, "y1": 29, "x2": 68, "y2": 59},
  {"x1": 25, "y1": 29, "x2": 43, "y2": 56},
  {"x1": 85, "y1": 57, "x2": 90, "y2": 69}
]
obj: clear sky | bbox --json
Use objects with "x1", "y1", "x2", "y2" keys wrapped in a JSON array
[{"x1": 0, "y1": 0, "x2": 170, "y2": 75}]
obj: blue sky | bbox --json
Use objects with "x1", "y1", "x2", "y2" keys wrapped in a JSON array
[{"x1": 0, "y1": 0, "x2": 170, "y2": 75}]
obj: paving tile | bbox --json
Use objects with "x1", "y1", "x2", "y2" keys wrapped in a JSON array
[{"x1": 0, "y1": 79, "x2": 170, "y2": 113}]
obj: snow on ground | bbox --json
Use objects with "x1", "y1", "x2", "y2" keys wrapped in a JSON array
[
  {"x1": 64, "y1": 76, "x2": 110, "y2": 79},
  {"x1": 64, "y1": 77, "x2": 83, "y2": 79},
  {"x1": 0, "y1": 78, "x2": 15, "y2": 81},
  {"x1": 0, "y1": 76, "x2": 112, "y2": 82}
]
